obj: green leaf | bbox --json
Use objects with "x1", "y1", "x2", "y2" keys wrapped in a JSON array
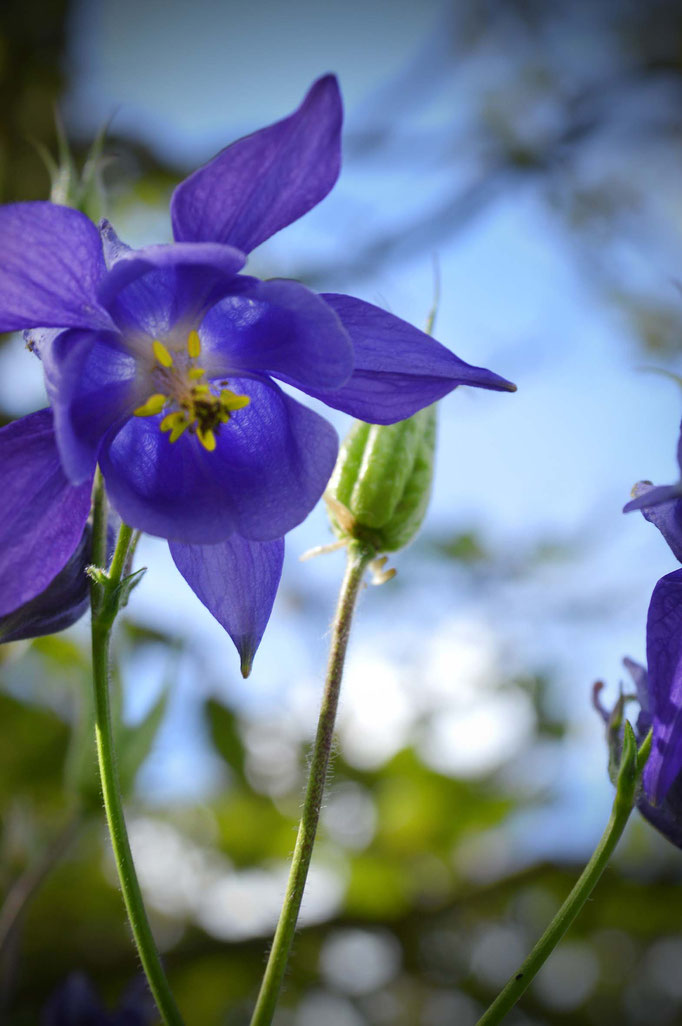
[
  {"x1": 117, "y1": 687, "x2": 168, "y2": 797},
  {"x1": 205, "y1": 698, "x2": 248, "y2": 787},
  {"x1": 0, "y1": 692, "x2": 70, "y2": 809},
  {"x1": 115, "y1": 566, "x2": 147, "y2": 610}
]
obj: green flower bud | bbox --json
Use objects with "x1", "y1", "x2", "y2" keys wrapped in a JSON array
[{"x1": 326, "y1": 403, "x2": 437, "y2": 555}]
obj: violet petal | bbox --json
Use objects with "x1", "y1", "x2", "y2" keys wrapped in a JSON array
[
  {"x1": 625, "y1": 482, "x2": 682, "y2": 563},
  {"x1": 171, "y1": 75, "x2": 342, "y2": 253},
  {"x1": 170, "y1": 534, "x2": 284, "y2": 677},
  {"x1": 624, "y1": 482, "x2": 682, "y2": 515},
  {"x1": 0, "y1": 410, "x2": 91, "y2": 617},
  {"x1": 100, "y1": 377, "x2": 338, "y2": 544},
  {"x1": 644, "y1": 568, "x2": 682, "y2": 803},
  {"x1": 200, "y1": 277, "x2": 353, "y2": 390},
  {"x1": 98, "y1": 239, "x2": 247, "y2": 335},
  {"x1": 302, "y1": 293, "x2": 516, "y2": 422},
  {"x1": 41, "y1": 328, "x2": 141, "y2": 484},
  {"x1": 0, "y1": 202, "x2": 111, "y2": 332}
]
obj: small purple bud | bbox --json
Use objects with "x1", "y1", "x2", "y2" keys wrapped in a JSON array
[{"x1": 41, "y1": 972, "x2": 154, "y2": 1026}]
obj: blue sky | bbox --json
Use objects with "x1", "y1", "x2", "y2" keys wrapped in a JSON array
[{"x1": 6, "y1": 0, "x2": 681, "y2": 858}]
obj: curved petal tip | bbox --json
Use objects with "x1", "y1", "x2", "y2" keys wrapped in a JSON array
[{"x1": 239, "y1": 638, "x2": 257, "y2": 678}]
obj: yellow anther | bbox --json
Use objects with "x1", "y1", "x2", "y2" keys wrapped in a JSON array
[
  {"x1": 197, "y1": 428, "x2": 216, "y2": 452},
  {"x1": 153, "y1": 340, "x2": 174, "y2": 368},
  {"x1": 187, "y1": 330, "x2": 202, "y2": 358},
  {"x1": 147, "y1": 358, "x2": 249, "y2": 451},
  {"x1": 220, "y1": 390, "x2": 251, "y2": 412},
  {"x1": 169, "y1": 421, "x2": 190, "y2": 443},
  {"x1": 159, "y1": 411, "x2": 191, "y2": 443},
  {"x1": 133, "y1": 393, "x2": 168, "y2": 417},
  {"x1": 160, "y1": 411, "x2": 187, "y2": 434}
]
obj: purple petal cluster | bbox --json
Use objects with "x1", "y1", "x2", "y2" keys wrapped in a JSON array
[
  {"x1": 41, "y1": 972, "x2": 154, "y2": 1026},
  {"x1": 597, "y1": 658, "x2": 682, "y2": 849},
  {"x1": 623, "y1": 419, "x2": 682, "y2": 817},
  {"x1": 0, "y1": 76, "x2": 514, "y2": 670}
]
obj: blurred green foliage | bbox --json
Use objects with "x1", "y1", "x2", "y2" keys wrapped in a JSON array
[
  {"x1": 4, "y1": 2, "x2": 682, "y2": 1024},
  {"x1": 1, "y1": 612, "x2": 682, "y2": 1026},
  {"x1": 0, "y1": 0, "x2": 69, "y2": 204}
]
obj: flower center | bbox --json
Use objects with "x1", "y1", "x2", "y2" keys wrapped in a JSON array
[{"x1": 133, "y1": 330, "x2": 250, "y2": 452}]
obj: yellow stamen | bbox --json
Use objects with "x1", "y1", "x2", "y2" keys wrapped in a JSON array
[
  {"x1": 153, "y1": 340, "x2": 174, "y2": 368},
  {"x1": 160, "y1": 411, "x2": 187, "y2": 434},
  {"x1": 169, "y1": 421, "x2": 190, "y2": 443},
  {"x1": 144, "y1": 347, "x2": 249, "y2": 451},
  {"x1": 220, "y1": 390, "x2": 251, "y2": 412},
  {"x1": 159, "y1": 411, "x2": 191, "y2": 443},
  {"x1": 197, "y1": 427, "x2": 216, "y2": 452},
  {"x1": 187, "y1": 330, "x2": 202, "y2": 358},
  {"x1": 133, "y1": 393, "x2": 168, "y2": 417}
]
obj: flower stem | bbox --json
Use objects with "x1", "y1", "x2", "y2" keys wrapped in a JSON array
[
  {"x1": 475, "y1": 725, "x2": 651, "y2": 1026},
  {"x1": 90, "y1": 473, "x2": 184, "y2": 1026},
  {"x1": 250, "y1": 542, "x2": 373, "y2": 1026}
]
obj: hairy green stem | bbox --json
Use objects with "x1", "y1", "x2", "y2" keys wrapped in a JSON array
[
  {"x1": 250, "y1": 542, "x2": 372, "y2": 1026},
  {"x1": 90, "y1": 474, "x2": 184, "y2": 1026},
  {"x1": 475, "y1": 726, "x2": 650, "y2": 1026}
]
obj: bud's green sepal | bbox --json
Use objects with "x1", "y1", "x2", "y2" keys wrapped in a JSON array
[
  {"x1": 326, "y1": 405, "x2": 437, "y2": 554},
  {"x1": 33, "y1": 116, "x2": 109, "y2": 222}
]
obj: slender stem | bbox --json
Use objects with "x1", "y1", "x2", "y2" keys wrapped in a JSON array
[
  {"x1": 108, "y1": 522, "x2": 135, "y2": 584},
  {"x1": 90, "y1": 478, "x2": 184, "y2": 1026},
  {"x1": 475, "y1": 729, "x2": 646, "y2": 1026},
  {"x1": 250, "y1": 542, "x2": 372, "y2": 1026}
]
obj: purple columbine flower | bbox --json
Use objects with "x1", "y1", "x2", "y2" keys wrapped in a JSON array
[
  {"x1": 623, "y1": 420, "x2": 682, "y2": 805},
  {"x1": 623, "y1": 417, "x2": 682, "y2": 560},
  {"x1": 596, "y1": 658, "x2": 682, "y2": 848},
  {"x1": 0, "y1": 75, "x2": 514, "y2": 671}
]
